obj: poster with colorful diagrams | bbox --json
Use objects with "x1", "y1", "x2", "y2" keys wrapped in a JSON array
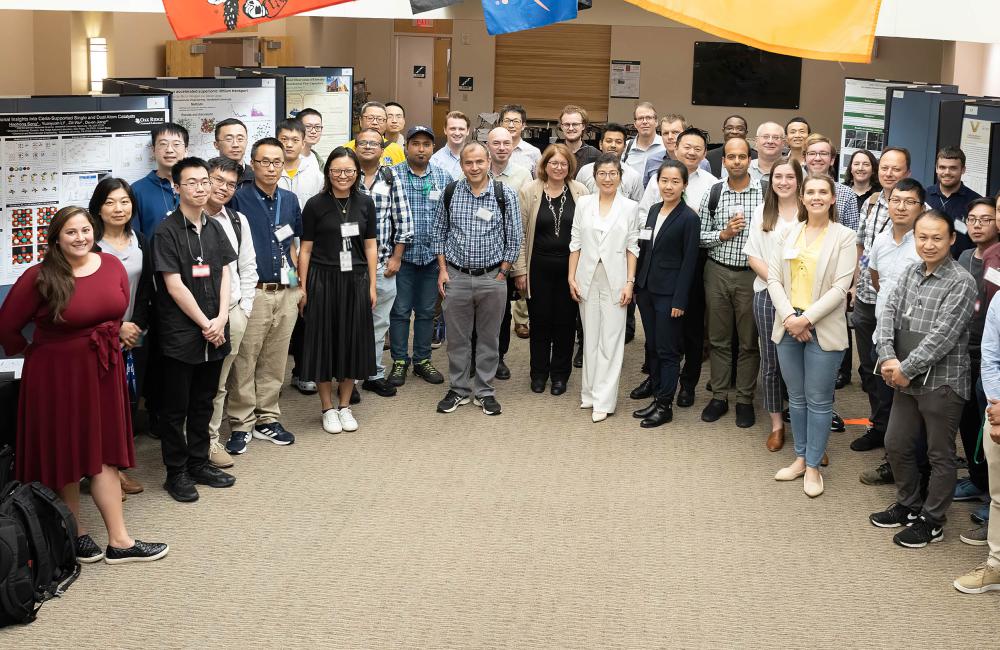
[{"x1": 170, "y1": 82, "x2": 277, "y2": 163}]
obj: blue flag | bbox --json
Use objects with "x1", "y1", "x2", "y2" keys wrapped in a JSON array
[{"x1": 482, "y1": 0, "x2": 579, "y2": 36}]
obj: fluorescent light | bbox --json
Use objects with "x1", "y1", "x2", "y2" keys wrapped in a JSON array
[{"x1": 89, "y1": 37, "x2": 108, "y2": 94}]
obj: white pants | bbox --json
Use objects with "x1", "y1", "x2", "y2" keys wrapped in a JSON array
[{"x1": 579, "y1": 262, "x2": 626, "y2": 413}]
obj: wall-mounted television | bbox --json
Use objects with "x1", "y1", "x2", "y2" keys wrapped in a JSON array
[{"x1": 691, "y1": 42, "x2": 802, "y2": 109}]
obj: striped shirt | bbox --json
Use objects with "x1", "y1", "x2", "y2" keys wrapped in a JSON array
[{"x1": 698, "y1": 179, "x2": 765, "y2": 268}]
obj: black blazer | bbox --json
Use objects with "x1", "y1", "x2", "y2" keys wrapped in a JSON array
[
  {"x1": 706, "y1": 145, "x2": 757, "y2": 178},
  {"x1": 131, "y1": 230, "x2": 156, "y2": 331},
  {"x1": 635, "y1": 201, "x2": 700, "y2": 310}
]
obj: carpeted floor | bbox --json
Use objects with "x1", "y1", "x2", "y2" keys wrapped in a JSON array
[{"x1": 3, "y1": 331, "x2": 997, "y2": 648}]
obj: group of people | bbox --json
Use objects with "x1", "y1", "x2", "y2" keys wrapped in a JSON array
[{"x1": 1, "y1": 97, "x2": 999, "y2": 597}]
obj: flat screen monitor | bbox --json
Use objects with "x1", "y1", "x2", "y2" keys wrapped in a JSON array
[{"x1": 692, "y1": 42, "x2": 802, "y2": 109}]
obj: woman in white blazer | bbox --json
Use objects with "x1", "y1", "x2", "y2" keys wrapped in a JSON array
[
  {"x1": 767, "y1": 174, "x2": 858, "y2": 498},
  {"x1": 568, "y1": 153, "x2": 641, "y2": 422}
]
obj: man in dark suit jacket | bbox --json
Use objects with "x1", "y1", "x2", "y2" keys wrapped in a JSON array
[{"x1": 705, "y1": 114, "x2": 757, "y2": 177}]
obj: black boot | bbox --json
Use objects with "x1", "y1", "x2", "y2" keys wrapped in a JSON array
[
  {"x1": 633, "y1": 400, "x2": 658, "y2": 419},
  {"x1": 641, "y1": 399, "x2": 673, "y2": 428},
  {"x1": 630, "y1": 376, "x2": 655, "y2": 400}
]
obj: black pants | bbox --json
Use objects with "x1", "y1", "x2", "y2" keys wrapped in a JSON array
[
  {"x1": 126, "y1": 343, "x2": 150, "y2": 433},
  {"x1": 498, "y1": 277, "x2": 516, "y2": 359},
  {"x1": 527, "y1": 254, "x2": 576, "y2": 382},
  {"x1": 289, "y1": 315, "x2": 305, "y2": 376},
  {"x1": 839, "y1": 316, "x2": 853, "y2": 377},
  {"x1": 157, "y1": 356, "x2": 223, "y2": 473},
  {"x1": 853, "y1": 300, "x2": 891, "y2": 433},
  {"x1": 637, "y1": 289, "x2": 684, "y2": 401},
  {"x1": 679, "y1": 252, "x2": 707, "y2": 391},
  {"x1": 958, "y1": 359, "x2": 989, "y2": 491}
]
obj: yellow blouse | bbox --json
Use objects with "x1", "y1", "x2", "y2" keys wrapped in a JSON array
[{"x1": 789, "y1": 227, "x2": 828, "y2": 310}]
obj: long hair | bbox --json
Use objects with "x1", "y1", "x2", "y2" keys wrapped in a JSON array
[
  {"x1": 89, "y1": 177, "x2": 136, "y2": 241},
  {"x1": 799, "y1": 174, "x2": 840, "y2": 224},
  {"x1": 35, "y1": 206, "x2": 96, "y2": 322},
  {"x1": 761, "y1": 158, "x2": 804, "y2": 232},
  {"x1": 322, "y1": 146, "x2": 361, "y2": 195}
]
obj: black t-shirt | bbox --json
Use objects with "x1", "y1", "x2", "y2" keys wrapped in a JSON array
[
  {"x1": 301, "y1": 191, "x2": 378, "y2": 267},
  {"x1": 153, "y1": 210, "x2": 237, "y2": 364},
  {"x1": 532, "y1": 189, "x2": 575, "y2": 257}
]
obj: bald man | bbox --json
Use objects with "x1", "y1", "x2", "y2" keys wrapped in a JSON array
[
  {"x1": 487, "y1": 127, "x2": 531, "y2": 191},
  {"x1": 720, "y1": 121, "x2": 784, "y2": 183}
]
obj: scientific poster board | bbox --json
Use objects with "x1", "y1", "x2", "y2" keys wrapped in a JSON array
[
  {"x1": 104, "y1": 77, "x2": 280, "y2": 164},
  {"x1": 610, "y1": 61, "x2": 641, "y2": 99},
  {"x1": 0, "y1": 94, "x2": 170, "y2": 287},
  {"x1": 960, "y1": 116, "x2": 999, "y2": 196}
]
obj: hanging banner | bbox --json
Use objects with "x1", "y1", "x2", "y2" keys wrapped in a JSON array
[
  {"x1": 163, "y1": 0, "x2": 357, "y2": 40},
  {"x1": 482, "y1": 0, "x2": 579, "y2": 36}
]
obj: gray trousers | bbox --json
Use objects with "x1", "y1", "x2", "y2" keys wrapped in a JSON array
[
  {"x1": 443, "y1": 267, "x2": 508, "y2": 397},
  {"x1": 885, "y1": 386, "x2": 966, "y2": 525}
]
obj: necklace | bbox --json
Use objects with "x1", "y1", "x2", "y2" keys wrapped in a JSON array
[
  {"x1": 544, "y1": 185, "x2": 567, "y2": 238},
  {"x1": 333, "y1": 194, "x2": 351, "y2": 215}
]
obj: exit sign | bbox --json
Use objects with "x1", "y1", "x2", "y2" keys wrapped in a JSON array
[{"x1": 414, "y1": 19, "x2": 434, "y2": 28}]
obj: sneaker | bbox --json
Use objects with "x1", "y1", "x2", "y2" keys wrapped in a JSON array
[
  {"x1": 322, "y1": 408, "x2": 342, "y2": 434},
  {"x1": 209, "y1": 442, "x2": 234, "y2": 469},
  {"x1": 474, "y1": 395, "x2": 502, "y2": 415},
  {"x1": 292, "y1": 376, "x2": 318, "y2": 394},
  {"x1": 869, "y1": 502, "x2": 919, "y2": 528},
  {"x1": 830, "y1": 411, "x2": 845, "y2": 433},
  {"x1": 701, "y1": 398, "x2": 729, "y2": 422},
  {"x1": 338, "y1": 407, "x2": 359, "y2": 431},
  {"x1": 362, "y1": 377, "x2": 397, "y2": 397},
  {"x1": 850, "y1": 427, "x2": 884, "y2": 451},
  {"x1": 859, "y1": 460, "x2": 894, "y2": 485},
  {"x1": 104, "y1": 540, "x2": 169, "y2": 565},
  {"x1": 163, "y1": 471, "x2": 199, "y2": 503},
  {"x1": 388, "y1": 360, "x2": 409, "y2": 387},
  {"x1": 954, "y1": 563, "x2": 1000, "y2": 594},
  {"x1": 437, "y1": 390, "x2": 470, "y2": 413},
  {"x1": 893, "y1": 516, "x2": 943, "y2": 548},
  {"x1": 971, "y1": 502, "x2": 991, "y2": 524},
  {"x1": 226, "y1": 430, "x2": 252, "y2": 455},
  {"x1": 960, "y1": 524, "x2": 989, "y2": 546},
  {"x1": 76, "y1": 534, "x2": 104, "y2": 563},
  {"x1": 252, "y1": 422, "x2": 295, "y2": 446},
  {"x1": 954, "y1": 478, "x2": 986, "y2": 502},
  {"x1": 188, "y1": 463, "x2": 236, "y2": 488},
  {"x1": 413, "y1": 359, "x2": 444, "y2": 384},
  {"x1": 431, "y1": 317, "x2": 445, "y2": 348}
]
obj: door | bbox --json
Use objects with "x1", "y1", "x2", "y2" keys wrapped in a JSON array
[
  {"x1": 394, "y1": 36, "x2": 435, "y2": 129},
  {"x1": 432, "y1": 37, "x2": 452, "y2": 143}
]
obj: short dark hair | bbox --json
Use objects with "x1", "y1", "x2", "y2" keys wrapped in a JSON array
[
  {"x1": 500, "y1": 104, "x2": 527, "y2": 123},
  {"x1": 360, "y1": 101, "x2": 387, "y2": 116},
  {"x1": 724, "y1": 114, "x2": 748, "y2": 129},
  {"x1": 657, "y1": 159, "x2": 689, "y2": 186},
  {"x1": 786, "y1": 116, "x2": 810, "y2": 132},
  {"x1": 356, "y1": 128, "x2": 383, "y2": 146},
  {"x1": 276, "y1": 119, "x2": 305, "y2": 137},
  {"x1": 251, "y1": 137, "x2": 284, "y2": 160},
  {"x1": 296, "y1": 107, "x2": 322, "y2": 122},
  {"x1": 460, "y1": 141, "x2": 489, "y2": 161},
  {"x1": 844, "y1": 149, "x2": 881, "y2": 189},
  {"x1": 214, "y1": 118, "x2": 247, "y2": 140},
  {"x1": 915, "y1": 209, "x2": 955, "y2": 235},
  {"x1": 880, "y1": 146, "x2": 911, "y2": 170},
  {"x1": 385, "y1": 101, "x2": 405, "y2": 116},
  {"x1": 593, "y1": 151, "x2": 622, "y2": 175},
  {"x1": 676, "y1": 126, "x2": 709, "y2": 149},
  {"x1": 936, "y1": 145, "x2": 966, "y2": 166},
  {"x1": 171, "y1": 157, "x2": 210, "y2": 185},
  {"x1": 601, "y1": 123, "x2": 628, "y2": 140},
  {"x1": 891, "y1": 177, "x2": 926, "y2": 203},
  {"x1": 207, "y1": 156, "x2": 240, "y2": 177},
  {"x1": 151, "y1": 122, "x2": 189, "y2": 147},
  {"x1": 89, "y1": 177, "x2": 136, "y2": 239},
  {"x1": 322, "y1": 146, "x2": 361, "y2": 195},
  {"x1": 967, "y1": 197, "x2": 996, "y2": 215}
]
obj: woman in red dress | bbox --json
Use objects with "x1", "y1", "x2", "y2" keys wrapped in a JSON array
[{"x1": 0, "y1": 206, "x2": 168, "y2": 565}]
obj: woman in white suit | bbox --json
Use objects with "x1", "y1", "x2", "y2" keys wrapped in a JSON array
[
  {"x1": 767, "y1": 174, "x2": 858, "y2": 498},
  {"x1": 568, "y1": 153, "x2": 641, "y2": 422}
]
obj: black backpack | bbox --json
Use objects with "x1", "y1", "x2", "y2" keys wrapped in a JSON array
[
  {"x1": 705, "y1": 178, "x2": 769, "y2": 221},
  {"x1": 0, "y1": 481, "x2": 80, "y2": 626}
]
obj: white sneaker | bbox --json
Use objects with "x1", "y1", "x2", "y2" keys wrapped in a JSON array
[
  {"x1": 338, "y1": 407, "x2": 359, "y2": 432},
  {"x1": 322, "y1": 408, "x2": 342, "y2": 434},
  {"x1": 294, "y1": 377, "x2": 318, "y2": 394}
]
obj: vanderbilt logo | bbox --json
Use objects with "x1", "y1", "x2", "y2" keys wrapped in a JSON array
[{"x1": 210, "y1": 0, "x2": 288, "y2": 30}]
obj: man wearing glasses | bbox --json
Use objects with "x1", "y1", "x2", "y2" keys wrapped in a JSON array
[
  {"x1": 225, "y1": 138, "x2": 302, "y2": 455},
  {"x1": 213, "y1": 118, "x2": 255, "y2": 187},
  {"x1": 719, "y1": 122, "x2": 785, "y2": 184},
  {"x1": 621, "y1": 102, "x2": 664, "y2": 179},
  {"x1": 558, "y1": 105, "x2": 600, "y2": 175},
  {"x1": 296, "y1": 108, "x2": 325, "y2": 168},
  {"x1": 500, "y1": 104, "x2": 541, "y2": 176},
  {"x1": 345, "y1": 101, "x2": 405, "y2": 167},
  {"x1": 803, "y1": 133, "x2": 860, "y2": 231},
  {"x1": 705, "y1": 115, "x2": 757, "y2": 178},
  {"x1": 277, "y1": 118, "x2": 324, "y2": 210},
  {"x1": 132, "y1": 122, "x2": 188, "y2": 237}
]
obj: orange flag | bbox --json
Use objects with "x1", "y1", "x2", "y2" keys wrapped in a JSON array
[
  {"x1": 163, "y1": 0, "x2": 357, "y2": 40},
  {"x1": 624, "y1": 0, "x2": 882, "y2": 63}
]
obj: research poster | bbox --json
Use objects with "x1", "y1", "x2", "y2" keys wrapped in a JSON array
[
  {"x1": 0, "y1": 107, "x2": 168, "y2": 285},
  {"x1": 960, "y1": 114, "x2": 994, "y2": 196},
  {"x1": 170, "y1": 82, "x2": 277, "y2": 163},
  {"x1": 839, "y1": 78, "x2": 898, "y2": 182},
  {"x1": 284, "y1": 75, "x2": 352, "y2": 158}
]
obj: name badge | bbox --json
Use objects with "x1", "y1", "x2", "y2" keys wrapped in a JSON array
[
  {"x1": 339, "y1": 250, "x2": 353, "y2": 271},
  {"x1": 192, "y1": 264, "x2": 210, "y2": 278},
  {"x1": 638, "y1": 227, "x2": 653, "y2": 241},
  {"x1": 477, "y1": 207, "x2": 493, "y2": 221},
  {"x1": 374, "y1": 183, "x2": 390, "y2": 197},
  {"x1": 274, "y1": 223, "x2": 294, "y2": 242},
  {"x1": 783, "y1": 248, "x2": 799, "y2": 260},
  {"x1": 985, "y1": 266, "x2": 1000, "y2": 287},
  {"x1": 955, "y1": 219, "x2": 968, "y2": 235},
  {"x1": 429, "y1": 189, "x2": 441, "y2": 201},
  {"x1": 341, "y1": 222, "x2": 360, "y2": 238}
]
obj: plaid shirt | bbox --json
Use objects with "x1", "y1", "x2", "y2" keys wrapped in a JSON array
[
  {"x1": 394, "y1": 161, "x2": 453, "y2": 266},
  {"x1": 698, "y1": 180, "x2": 764, "y2": 268},
  {"x1": 855, "y1": 191, "x2": 892, "y2": 305},
  {"x1": 876, "y1": 257, "x2": 977, "y2": 399},
  {"x1": 358, "y1": 166, "x2": 414, "y2": 266},
  {"x1": 431, "y1": 178, "x2": 523, "y2": 269},
  {"x1": 835, "y1": 182, "x2": 860, "y2": 231}
]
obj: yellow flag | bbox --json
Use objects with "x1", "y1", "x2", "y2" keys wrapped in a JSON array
[{"x1": 625, "y1": 0, "x2": 882, "y2": 63}]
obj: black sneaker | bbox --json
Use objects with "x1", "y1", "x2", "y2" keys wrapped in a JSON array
[
  {"x1": 850, "y1": 428, "x2": 885, "y2": 451},
  {"x1": 474, "y1": 395, "x2": 502, "y2": 415},
  {"x1": 76, "y1": 534, "x2": 104, "y2": 563},
  {"x1": 105, "y1": 539, "x2": 170, "y2": 565},
  {"x1": 830, "y1": 411, "x2": 845, "y2": 432},
  {"x1": 701, "y1": 398, "x2": 729, "y2": 422},
  {"x1": 362, "y1": 377, "x2": 398, "y2": 397},
  {"x1": 870, "y1": 502, "x2": 919, "y2": 528},
  {"x1": 188, "y1": 463, "x2": 236, "y2": 488},
  {"x1": 735, "y1": 403, "x2": 755, "y2": 428},
  {"x1": 437, "y1": 390, "x2": 470, "y2": 413},
  {"x1": 495, "y1": 358, "x2": 511, "y2": 380},
  {"x1": 835, "y1": 371, "x2": 851, "y2": 389},
  {"x1": 893, "y1": 516, "x2": 944, "y2": 548},
  {"x1": 164, "y1": 471, "x2": 199, "y2": 502},
  {"x1": 388, "y1": 360, "x2": 409, "y2": 387},
  {"x1": 413, "y1": 359, "x2": 444, "y2": 384},
  {"x1": 860, "y1": 460, "x2": 894, "y2": 485}
]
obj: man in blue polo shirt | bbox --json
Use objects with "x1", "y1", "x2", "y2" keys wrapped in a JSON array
[
  {"x1": 925, "y1": 146, "x2": 982, "y2": 258},
  {"x1": 224, "y1": 137, "x2": 302, "y2": 455},
  {"x1": 132, "y1": 122, "x2": 187, "y2": 237}
]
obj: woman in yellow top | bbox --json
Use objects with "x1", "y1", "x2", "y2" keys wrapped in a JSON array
[{"x1": 767, "y1": 175, "x2": 857, "y2": 498}]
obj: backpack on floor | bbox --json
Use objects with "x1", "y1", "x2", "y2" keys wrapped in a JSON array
[{"x1": 0, "y1": 481, "x2": 80, "y2": 626}]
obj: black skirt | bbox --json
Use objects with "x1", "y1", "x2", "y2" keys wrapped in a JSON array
[{"x1": 301, "y1": 262, "x2": 375, "y2": 382}]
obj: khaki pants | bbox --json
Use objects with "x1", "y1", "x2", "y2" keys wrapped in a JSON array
[
  {"x1": 985, "y1": 415, "x2": 1000, "y2": 568},
  {"x1": 512, "y1": 296, "x2": 529, "y2": 326},
  {"x1": 704, "y1": 259, "x2": 759, "y2": 405},
  {"x1": 209, "y1": 304, "x2": 249, "y2": 446},
  {"x1": 227, "y1": 287, "x2": 300, "y2": 431}
]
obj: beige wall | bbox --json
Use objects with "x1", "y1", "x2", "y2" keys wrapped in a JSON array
[{"x1": 0, "y1": 11, "x2": 34, "y2": 95}]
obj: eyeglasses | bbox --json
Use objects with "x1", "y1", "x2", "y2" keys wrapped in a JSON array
[
  {"x1": 634, "y1": 116, "x2": 656, "y2": 123},
  {"x1": 356, "y1": 140, "x2": 383, "y2": 149},
  {"x1": 966, "y1": 216, "x2": 996, "y2": 226},
  {"x1": 304, "y1": 125, "x2": 323, "y2": 133},
  {"x1": 330, "y1": 169, "x2": 358, "y2": 178},
  {"x1": 502, "y1": 118, "x2": 523, "y2": 126},
  {"x1": 155, "y1": 140, "x2": 185, "y2": 150},
  {"x1": 596, "y1": 171, "x2": 620, "y2": 179},
  {"x1": 180, "y1": 179, "x2": 211, "y2": 189},
  {"x1": 805, "y1": 151, "x2": 832, "y2": 159},
  {"x1": 547, "y1": 161, "x2": 569, "y2": 168},
  {"x1": 209, "y1": 175, "x2": 237, "y2": 191},
  {"x1": 363, "y1": 115, "x2": 387, "y2": 124},
  {"x1": 253, "y1": 159, "x2": 284, "y2": 169},
  {"x1": 756, "y1": 135, "x2": 784, "y2": 143},
  {"x1": 218, "y1": 135, "x2": 247, "y2": 145},
  {"x1": 560, "y1": 122, "x2": 583, "y2": 129},
  {"x1": 888, "y1": 198, "x2": 921, "y2": 207}
]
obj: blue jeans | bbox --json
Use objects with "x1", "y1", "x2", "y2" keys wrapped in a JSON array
[
  {"x1": 776, "y1": 333, "x2": 842, "y2": 468},
  {"x1": 390, "y1": 260, "x2": 439, "y2": 364}
]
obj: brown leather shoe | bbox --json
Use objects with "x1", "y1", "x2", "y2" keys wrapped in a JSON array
[
  {"x1": 821, "y1": 452, "x2": 830, "y2": 467},
  {"x1": 766, "y1": 429, "x2": 785, "y2": 452},
  {"x1": 119, "y1": 471, "x2": 144, "y2": 495},
  {"x1": 515, "y1": 324, "x2": 530, "y2": 339}
]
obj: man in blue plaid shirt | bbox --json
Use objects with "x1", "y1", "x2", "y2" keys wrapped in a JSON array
[{"x1": 356, "y1": 128, "x2": 414, "y2": 397}]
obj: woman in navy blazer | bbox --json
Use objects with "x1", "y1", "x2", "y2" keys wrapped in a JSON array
[{"x1": 631, "y1": 160, "x2": 701, "y2": 427}]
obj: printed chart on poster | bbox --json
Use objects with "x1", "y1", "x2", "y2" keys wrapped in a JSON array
[
  {"x1": 0, "y1": 107, "x2": 168, "y2": 285},
  {"x1": 839, "y1": 78, "x2": 897, "y2": 182},
  {"x1": 170, "y1": 82, "x2": 277, "y2": 163},
  {"x1": 284, "y1": 76, "x2": 351, "y2": 156},
  {"x1": 960, "y1": 114, "x2": 996, "y2": 196}
]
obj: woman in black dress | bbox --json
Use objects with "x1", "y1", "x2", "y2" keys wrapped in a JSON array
[{"x1": 298, "y1": 147, "x2": 378, "y2": 435}]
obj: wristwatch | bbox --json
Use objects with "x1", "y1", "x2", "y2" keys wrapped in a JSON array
[{"x1": 498, "y1": 267, "x2": 510, "y2": 278}]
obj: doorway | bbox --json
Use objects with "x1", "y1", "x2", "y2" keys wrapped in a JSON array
[{"x1": 394, "y1": 36, "x2": 451, "y2": 137}]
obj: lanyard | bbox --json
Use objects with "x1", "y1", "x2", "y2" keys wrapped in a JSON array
[
  {"x1": 185, "y1": 220, "x2": 206, "y2": 264},
  {"x1": 254, "y1": 188, "x2": 283, "y2": 231}
]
